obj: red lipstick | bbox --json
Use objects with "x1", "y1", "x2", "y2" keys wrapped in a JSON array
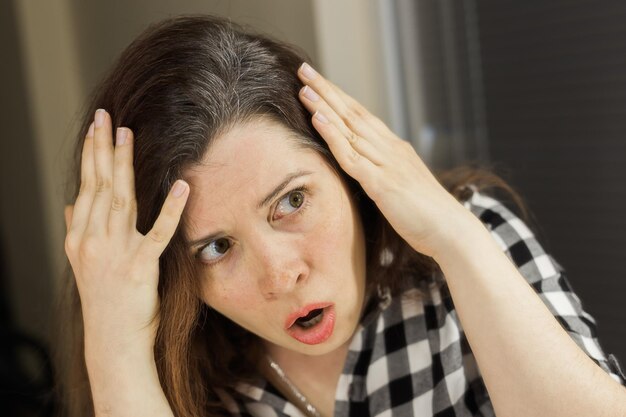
[{"x1": 285, "y1": 303, "x2": 335, "y2": 345}]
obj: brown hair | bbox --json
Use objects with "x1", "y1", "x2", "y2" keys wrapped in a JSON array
[{"x1": 58, "y1": 15, "x2": 527, "y2": 417}]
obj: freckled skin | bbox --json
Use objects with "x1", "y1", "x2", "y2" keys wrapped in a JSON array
[{"x1": 184, "y1": 118, "x2": 367, "y2": 357}]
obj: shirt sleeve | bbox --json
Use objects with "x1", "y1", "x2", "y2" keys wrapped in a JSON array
[{"x1": 463, "y1": 189, "x2": 626, "y2": 386}]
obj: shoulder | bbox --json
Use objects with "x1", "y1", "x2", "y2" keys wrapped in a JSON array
[
  {"x1": 462, "y1": 188, "x2": 562, "y2": 283},
  {"x1": 459, "y1": 188, "x2": 626, "y2": 385},
  {"x1": 459, "y1": 189, "x2": 580, "y2": 323}
]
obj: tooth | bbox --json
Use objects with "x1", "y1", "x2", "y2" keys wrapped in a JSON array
[{"x1": 297, "y1": 310, "x2": 324, "y2": 329}]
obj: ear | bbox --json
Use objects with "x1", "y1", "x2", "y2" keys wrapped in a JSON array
[{"x1": 64, "y1": 205, "x2": 74, "y2": 233}]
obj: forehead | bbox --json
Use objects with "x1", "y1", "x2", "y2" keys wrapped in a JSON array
[
  {"x1": 203, "y1": 118, "x2": 301, "y2": 162},
  {"x1": 186, "y1": 118, "x2": 322, "y2": 183},
  {"x1": 183, "y1": 118, "x2": 329, "y2": 234}
]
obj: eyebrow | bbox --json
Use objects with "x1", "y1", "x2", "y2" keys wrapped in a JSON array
[
  {"x1": 256, "y1": 170, "x2": 313, "y2": 210},
  {"x1": 188, "y1": 170, "x2": 313, "y2": 248}
]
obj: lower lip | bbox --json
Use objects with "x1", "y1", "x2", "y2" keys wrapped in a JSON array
[{"x1": 286, "y1": 306, "x2": 336, "y2": 345}]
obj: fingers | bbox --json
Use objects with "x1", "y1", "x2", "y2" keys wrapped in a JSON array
[
  {"x1": 69, "y1": 110, "x2": 138, "y2": 246},
  {"x1": 297, "y1": 63, "x2": 390, "y2": 151},
  {"x1": 326, "y1": 80, "x2": 395, "y2": 138},
  {"x1": 140, "y1": 180, "x2": 190, "y2": 260},
  {"x1": 310, "y1": 110, "x2": 375, "y2": 184},
  {"x1": 300, "y1": 87, "x2": 384, "y2": 166},
  {"x1": 110, "y1": 127, "x2": 137, "y2": 232},
  {"x1": 86, "y1": 109, "x2": 115, "y2": 235},
  {"x1": 68, "y1": 122, "x2": 96, "y2": 238}
]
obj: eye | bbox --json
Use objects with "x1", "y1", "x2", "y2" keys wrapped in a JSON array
[
  {"x1": 197, "y1": 237, "x2": 231, "y2": 264},
  {"x1": 273, "y1": 189, "x2": 306, "y2": 220}
]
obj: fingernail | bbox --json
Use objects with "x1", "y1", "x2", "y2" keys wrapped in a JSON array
[
  {"x1": 171, "y1": 180, "x2": 187, "y2": 198},
  {"x1": 94, "y1": 109, "x2": 106, "y2": 128},
  {"x1": 314, "y1": 110, "x2": 329, "y2": 124},
  {"x1": 87, "y1": 122, "x2": 94, "y2": 138},
  {"x1": 116, "y1": 128, "x2": 128, "y2": 146},
  {"x1": 300, "y1": 63, "x2": 318, "y2": 80},
  {"x1": 302, "y1": 86, "x2": 319, "y2": 102}
]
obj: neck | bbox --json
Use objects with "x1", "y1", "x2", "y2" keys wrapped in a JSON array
[{"x1": 262, "y1": 340, "x2": 351, "y2": 417}]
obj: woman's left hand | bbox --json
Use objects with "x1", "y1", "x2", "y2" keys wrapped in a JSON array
[{"x1": 297, "y1": 63, "x2": 476, "y2": 259}]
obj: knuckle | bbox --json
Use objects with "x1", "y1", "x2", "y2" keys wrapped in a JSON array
[
  {"x1": 147, "y1": 229, "x2": 166, "y2": 244},
  {"x1": 351, "y1": 104, "x2": 366, "y2": 118},
  {"x1": 347, "y1": 148, "x2": 361, "y2": 164},
  {"x1": 64, "y1": 233, "x2": 79, "y2": 255},
  {"x1": 95, "y1": 176, "x2": 112, "y2": 193},
  {"x1": 128, "y1": 199, "x2": 138, "y2": 214},
  {"x1": 79, "y1": 179, "x2": 93, "y2": 194},
  {"x1": 79, "y1": 236, "x2": 101, "y2": 259},
  {"x1": 342, "y1": 108, "x2": 360, "y2": 129},
  {"x1": 362, "y1": 111, "x2": 377, "y2": 125},
  {"x1": 111, "y1": 195, "x2": 126, "y2": 211}
]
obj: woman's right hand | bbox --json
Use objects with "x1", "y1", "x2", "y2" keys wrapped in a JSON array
[{"x1": 64, "y1": 109, "x2": 189, "y2": 360}]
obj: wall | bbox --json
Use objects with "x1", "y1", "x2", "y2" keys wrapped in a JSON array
[
  {"x1": 6, "y1": 0, "x2": 319, "y2": 345},
  {"x1": 6, "y1": 0, "x2": 387, "y2": 349},
  {"x1": 476, "y1": 0, "x2": 626, "y2": 363}
]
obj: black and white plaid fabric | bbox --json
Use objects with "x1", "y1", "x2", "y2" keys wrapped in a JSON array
[{"x1": 221, "y1": 191, "x2": 626, "y2": 416}]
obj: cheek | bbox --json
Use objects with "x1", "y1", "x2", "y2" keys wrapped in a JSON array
[
  {"x1": 307, "y1": 195, "x2": 357, "y2": 261},
  {"x1": 200, "y1": 276, "x2": 259, "y2": 317}
]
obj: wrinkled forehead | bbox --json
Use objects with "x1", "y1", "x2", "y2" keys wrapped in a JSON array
[
  {"x1": 184, "y1": 117, "x2": 316, "y2": 187},
  {"x1": 196, "y1": 117, "x2": 314, "y2": 166},
  {"x1": 181, "y1": 118, "x2": 327, "y2": 236}
]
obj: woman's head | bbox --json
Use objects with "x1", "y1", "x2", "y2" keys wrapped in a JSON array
[
  {"x1": 76, "y1": 15, "x2": 329, "y2": 236},
  {"x1": 66, "y1": 14, "x2": 431, "y2": 416},
  {"x1": 185, "y1": 116, "x2": 367, "y2": 358}
]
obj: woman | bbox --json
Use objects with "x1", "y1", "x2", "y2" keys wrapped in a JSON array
[{"x1": 61, "y1": 14, "x2": 626, "y2": 417}]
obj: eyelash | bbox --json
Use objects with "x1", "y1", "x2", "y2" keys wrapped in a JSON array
[
  {"x1": 273, "y1": 185, "x2": 310, "y2": 221},
  {"x1": 195, "y1": 185, "x2": 311, "y2": 267}
]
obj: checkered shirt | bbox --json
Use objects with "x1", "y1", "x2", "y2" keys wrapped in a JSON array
[{"x1": 220, "y1": 191, "x2": 626, "y2": 416}]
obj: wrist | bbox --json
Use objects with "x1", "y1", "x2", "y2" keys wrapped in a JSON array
[
  {"x1": 84, "y1": 328, "x2": 158, "y2": 383},
  {"x1": 85, "y1": 341, "x2": 155, "y2": 367},
  {"x1": 429, "y1": 206, "x2": 490, "y2": 264},
  {"x1": 86, "y1": 348, "x2": 171, "y2": 417},
  {"x1": 83, "y1": 315, "x2": 157, "y2": 356}
]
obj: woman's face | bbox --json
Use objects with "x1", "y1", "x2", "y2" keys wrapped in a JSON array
[{"x1": 184, "y1": 117, "x2": 367, "y2": 356}]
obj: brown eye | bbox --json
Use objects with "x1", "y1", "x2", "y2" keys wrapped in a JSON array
[
  {"x1": 274, "y1": 189, "x2": 307, "y2": 220},
  {"x1": 213, "y1": 238, "x2": 230, "y2": 254},
  {"x1": 289, "y1": 191, "x2": 304, "y2": 208},
  {"x1": 198, "y1": 237, "x2": 231, "y2": 263}
]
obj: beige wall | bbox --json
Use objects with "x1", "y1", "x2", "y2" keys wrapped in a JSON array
[
  {"x1": 312, "y1": 0, "x2": 392, "y2": 125},
  {"x1": 7, "y1": 0, "x2": 388, "y2": 344},
  {"x1": 68, "y1": 0, "x2": 319, "y2": 94},
  {"x1": 7, "y1": 0, "x2": 318, "y2": 344}
]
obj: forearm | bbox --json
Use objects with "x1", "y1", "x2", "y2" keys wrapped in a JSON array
[
  {"x1": 85, "y1": 345, "x2": 174, "y2": 417},
  {"x1": 434, "y1": 211, "x2": 626, "y2": 417}
]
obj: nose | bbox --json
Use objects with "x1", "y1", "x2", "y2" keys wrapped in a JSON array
[{"x1": 251, "y1": 233, "x2": 308, "y2": 299}]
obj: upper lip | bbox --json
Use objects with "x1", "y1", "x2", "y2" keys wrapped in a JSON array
[{"x1": 284, "y1": 302, "x2": 333, "y2": 329}]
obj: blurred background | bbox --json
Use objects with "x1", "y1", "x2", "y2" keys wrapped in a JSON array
[{"x1": 1, "y1": 0, "x2": 625, "y2": 415}]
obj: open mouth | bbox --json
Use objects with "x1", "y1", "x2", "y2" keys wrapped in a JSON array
[
  {"x1": 294, "y1": 308, "x2": 324, "y2": 329},
  {"x1": 285, "y1": 304, "x2": 336, "y2": 345}
]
